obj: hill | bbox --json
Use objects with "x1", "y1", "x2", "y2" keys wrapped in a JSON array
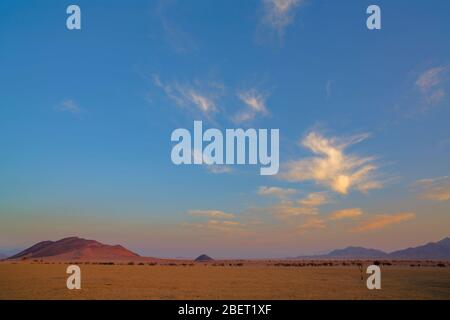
[
  {"x1": 8, "y1": 237, "x2": 140, "y2": 261},
  {"x1": 194, "y1": 254, "x2": 214, "y2": 262}
]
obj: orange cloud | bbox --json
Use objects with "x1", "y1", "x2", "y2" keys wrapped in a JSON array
[
  {"x1": 183, "y1": 219, "x2": 246, "y2": 233},
  {"x1": 268, "y1": 202, "x2": 318, "y2": 218},
  {"x1": 188, "y1": 210, "x2": 235, "y2": 219},
  {"x1": 258, "y1": 186, "x2": 296, "y2": 199},
  {"x1": 329, "y1": 208, "x2": 363, "y2": 220},
  {"x1": 297, "y1": 218, "x2": 326, "y2": 231},
  {"x1": 415, "y1": 176, "x2": 450, "y2": 201},
  {"x1": 298, "y1": 192, "x2": 328, "y2": 207},
  {"x1": 351, "y1": 212, "x2": 415, "y2": 233},
  {"x1": 280, "y1": 132, "x2": 382, "y2": 195}
]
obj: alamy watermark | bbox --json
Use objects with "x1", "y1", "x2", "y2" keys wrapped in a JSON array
[{"x1": 170, "y1": 121, "x2": 279, "y2": 175}]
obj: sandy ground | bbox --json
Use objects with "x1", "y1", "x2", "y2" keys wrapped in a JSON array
[{"x1": 0, "y1": 262, "x2": 449, "y2": 300}]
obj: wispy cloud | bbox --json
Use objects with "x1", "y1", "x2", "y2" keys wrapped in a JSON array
[
  {"x1": 329, "y1": 208, "x2": 363, "y2": 220},
  {"x1": 188, "y1": 210, "x2": 235, "y2": 219},
  {"x1": 153, "y1": 74, "x2": 222, "y2": 117},
  {"x1": 192, "y1": 149, "x2": 233, "y2": 174},
  {"x1": 156, "y1": 0, "x2": 198, "y2": 54},
  {"x1": 258, "y1": 186, "x2": 296, "y2": 199},
  {"x1": 415, "y1": 65, "x2": 449, "y2": 109},
  {"x1": 325, "y1": 80, "x2": 334, "y2": 97},
  {"x1": 234, "y1": 89, "x2": 269, "y2": 122},
  {"x1": 207, "y1": 165, "x2": 233, "y2": 174},
  {"x1": 280, "y1": 132, "x2": 382, "y2": 194},
  {"x1": 415, "y1": 176, "x2": 450, "y2": 201},
  {"x1": 265, "y1": 192, "x2": 328, "y2": 219},
  {"x1": 351, "y1": 212, "x2": 415, "y2": 233},
  {"x1": 268, "y1": 201, "x2": 318, "y2": 218},
  {"x1": 183, "y1": 219, "x2": 246, "y2": 233},
  {"x1": 297, "y1": 218, "x2": 326, "y2": 231},
  {"x1": 261, "y1": 0, "x2": 303, "y2": 36},
  {"x1": 298, "y1": 192, "x2": 328, "y2": 207},
  {"x1": 416, "y1": 66, "x2": 447, "y2": 92},
  {"x1": 56, "y1": 100, "x2": 81, "y2": 114}
]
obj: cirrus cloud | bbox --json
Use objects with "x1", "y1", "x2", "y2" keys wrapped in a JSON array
[
  {"x1": 280, "y1": 132, "x2": 382, "y2": 195},
  {"x1": 415, "y1": 176, "x2": 450, "y2": 201},
  {"x1": 188, "y1": 210, "x2": 235, "y2": 219},
  {"x1": 297, "y1": 217, "x2": 326, "y2": 231},
  {"x1": 415, "y1": 65, "x2": 449, "y2": 109},
  {"x1": 258, "y1": 186, "x2": 296, "y2": 199},
  {"x1": 234, "y1": 89, "x2": 269, "y2": 122},
  {"x1": 182, "y1": 219, "x2": 246, "y2": 233},
  {"x1": 350, "y1": 212, "x2": 415, "y2": 233},
  {"x1": 261, "y1": 0, "x2": 303, "y2": 36},
  {"x1": 153, "y1": 74, "x2": 222, "y2": 117},
  {"x1": 329, "y1": 208, "x2": 363, "y2": 220},
  {"x1": 56, "y1": 99, "x2": 81, "y2": 114}
]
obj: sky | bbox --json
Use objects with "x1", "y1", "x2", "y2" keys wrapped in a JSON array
[{"x1": 1, "y1": 0, "x2": 450, "y2": 258}]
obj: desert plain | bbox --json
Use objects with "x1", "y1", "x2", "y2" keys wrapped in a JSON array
[{"x1": 1, "y1": 260, "x2": 449, "y2": 300}]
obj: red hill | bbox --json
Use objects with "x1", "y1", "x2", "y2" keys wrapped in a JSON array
[{"x1": 9, "y1": 237, "x2": 140, "y2": 261}]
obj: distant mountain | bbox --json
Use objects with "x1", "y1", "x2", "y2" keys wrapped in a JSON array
[
  {"x1": 8, "y1": 237, "x2": 140, "y2": 261},
  {"x1": 195, "y1": 254, "x2": 214, "y2": 262},
  {"x1": 390, "y1": 237, "x2": 450, "y2": 260},
  {"x1": 438, "y1": 237, "x2": 450, "y2": 247},
  {"x1": 0, "y1": 253, "x2": 7, "y2": 259},
  {"x1": 296, "y1": 237, "x2": 450, "y2": 260},
  {"x1": 326, "y1": 247, "x2": 388, "y2": 259}
]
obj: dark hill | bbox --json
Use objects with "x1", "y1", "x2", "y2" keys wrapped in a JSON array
[{"x1": 195, "y1": 254, "x2": 214, "y2": 262}]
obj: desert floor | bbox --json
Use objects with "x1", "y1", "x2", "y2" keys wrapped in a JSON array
[{"x1": 1, "y1": 262, "x2": 449, "y2": 300}]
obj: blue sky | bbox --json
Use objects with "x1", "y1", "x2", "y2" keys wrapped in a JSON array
[{"x1": 1, "y1": 0, "x2": 450, "y2": 258}]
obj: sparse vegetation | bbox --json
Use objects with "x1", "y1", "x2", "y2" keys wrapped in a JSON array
[{"x1": 1, "y1": 262, "x2": 450, "y2": 299}]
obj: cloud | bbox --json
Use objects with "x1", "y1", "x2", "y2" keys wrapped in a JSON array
[
  {"x1": 207, "y1": 166, "x2": 233, "y2": 174},
  {"x1": 183, "y1": 219, "x2": 245, "y2": 233},
  {"x1": 57, "y1": 100, "x2": 81, "y2": 114},
  {"x1": 280, "y1": 132, "x2": 382, "y2": 194},
  {"x1": 297, "y1": 218, "x2": 326, "y2": 231},
  {"x1": 258, "y1": 186, "x2": 296, "y2": 199},
  {"x1": 258, "y1": 187, "x2": 329, "y2": 219},
  {"x1": 325, "y1": 80, "x2": 334, "y2": 97},
  {"x1": 188, "y1": 210, "x2": 235, "y2": 219},
  {"x1": 415, "y1": 176, "x2": 450, "y2": 201},
  {"x1": 266, "y1": 192, "x2": 328, "y2": 219},
  {"x1": 234, "y1": 89, "x2": 269, "y2": 122},
  {"x1": 156, "y1": 0, "x2": 198, "y2": 54},
  {"x1": 415, "y1": 65, "x2": 449, "y2": 109},
  {"x1": 192, "y1": 149, "x2": 233, "y2": 174},
  {"x1": 153, "y1": 74, "x2": 221, "y2": 116},
  {"x1": 416, "y1": 66, "x2": 447, "y2": 92},
  {"x1": 262, "y1": 0, "x2": 303, "y2": 36},
  {"x1": 268, "y1": 201, "x2": 318, "y2": 218},
  {"x1": 351, "y1": 212, "x2": 415, "y2": 233},
  {"x1": 329, "y1": 208, "x2": 363, "y2": 220},
  {"x1": 298, "y1": 192, "x2": 328, "y2": 207}
]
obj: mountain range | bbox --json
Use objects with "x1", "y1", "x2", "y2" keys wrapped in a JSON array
[
  {"x1": 4, "y1": 236, "x2": 450, "y2": 261},
  {"x1": 296, "y1": 237, "x2": 450, "y2": 260}
]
